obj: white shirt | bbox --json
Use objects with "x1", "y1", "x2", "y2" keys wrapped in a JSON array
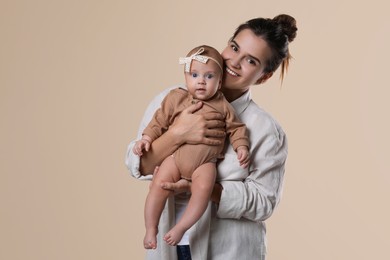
[{"x1": 126, "y1": 85, "x2": 288, "y2": 260}]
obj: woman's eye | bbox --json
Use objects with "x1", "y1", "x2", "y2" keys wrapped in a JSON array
[
  {"x1": 247, "y1": 58, "x2": 256, "y2": 65},
  {"x1": 231, "y1": 44, "x2": 238, "y2": 52}
]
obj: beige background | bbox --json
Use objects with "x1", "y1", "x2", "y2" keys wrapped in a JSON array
[{"x1": 1, "y1": 0, "x2": 389, "y2": 259}]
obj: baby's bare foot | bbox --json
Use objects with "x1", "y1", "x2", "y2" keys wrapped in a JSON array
[
  {"x1": 163, "y1": 226, "x2": 186, "y2": 246},
  {"x1": 144, "y1": 228, "x2": 158, "y2": 249}
]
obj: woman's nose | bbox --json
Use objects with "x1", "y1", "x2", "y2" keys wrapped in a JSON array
[{"x1": 230, "y1": 56, "x2": 241, "y2": 69}]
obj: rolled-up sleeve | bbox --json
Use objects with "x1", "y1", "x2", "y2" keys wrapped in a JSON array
[{"x1": 216, "y1": 101, "x2": 288, "y2": 222}]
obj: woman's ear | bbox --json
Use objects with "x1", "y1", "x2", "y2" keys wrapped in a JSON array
[{"x1": 255, "y1": 72, "x2": 273, "y2": 85}]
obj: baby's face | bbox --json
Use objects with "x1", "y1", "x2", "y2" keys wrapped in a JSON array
[{"x1": 185, "y1": 60, "x2": 222, "y2": 101}]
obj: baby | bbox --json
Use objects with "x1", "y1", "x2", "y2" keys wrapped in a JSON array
[{"x1": 133, "y1": 45, "x2": 250, "y2": 249}]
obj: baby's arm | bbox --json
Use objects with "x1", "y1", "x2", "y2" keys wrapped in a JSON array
[
  {"x1": 236, "y1": 145, "x2": 250, "y2": 168},
  {"x1": 132, "y1": 135, "x2": 152, "y2": 156}
]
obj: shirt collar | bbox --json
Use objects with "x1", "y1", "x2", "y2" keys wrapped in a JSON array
[{"x1": 229, "y1": 90, "x2": 251, "y2": 115}]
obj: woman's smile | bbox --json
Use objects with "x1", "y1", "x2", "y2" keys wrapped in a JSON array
[{"x1": 226, "y1": 66, "x2": 239, "y2": 77}]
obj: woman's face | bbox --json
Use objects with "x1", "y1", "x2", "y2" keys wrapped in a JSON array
[{"x1": 221, "y1": 29, "x2": 273, "y2": 96}]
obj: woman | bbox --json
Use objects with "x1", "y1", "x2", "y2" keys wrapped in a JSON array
[{"x1": 126, "y1": 14, "x2": 297, "y2": 260}]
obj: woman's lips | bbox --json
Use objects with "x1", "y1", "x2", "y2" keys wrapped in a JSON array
[{"x1": 226, "y1": 67, "x2": 239, "y2": 77}]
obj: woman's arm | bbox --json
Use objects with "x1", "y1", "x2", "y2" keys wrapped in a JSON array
[
  {"x1": 159, "y1": 133, "x2": 286, "y2": 220},
  {"x1": 140, "y1": 102, "x2": 227, "y2": 173},
  {"x1": 125, "y1": 86, "x2": 226, "y2": 177},
  {"x1": 157, "y1": 100, "x2": 288, "y2": 222},
  {"x1": 217, "y1": 131, "x2": 288, "y2": 222}
]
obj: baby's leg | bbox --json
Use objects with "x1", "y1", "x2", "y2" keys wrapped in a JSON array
[
  {"x1": 164, "y1": 162, "x2": 216, "y2": 246},
  {"x1": 144, "y1": 156, "x2": 181, "y2": 249}
]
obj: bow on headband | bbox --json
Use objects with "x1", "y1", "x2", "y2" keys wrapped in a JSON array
[{"x1": 179, "y1": 47, "x2": 222, "y2": 72}]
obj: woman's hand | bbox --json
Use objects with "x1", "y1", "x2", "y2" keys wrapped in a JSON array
[
  {"x1": 139, "y1": 102, "x2": 226, "y2": 174},
  {"x1": 159, "y1": 171, "x2": 223, "y2": 204},
  {"x1": 161, "y1": 179, "x2": 192, "y2": 194},
  {"x1": 170, "y1": 101, "x2": 226, "y2": 146},
  {"x1": 151, "y1": 166, "x2": 191, "y2": 194}
]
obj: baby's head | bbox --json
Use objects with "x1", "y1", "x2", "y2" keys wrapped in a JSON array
[{"x1": 180, "y1": 45, "x2": 224, "y2": 101}]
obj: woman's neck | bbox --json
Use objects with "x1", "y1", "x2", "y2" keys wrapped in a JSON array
[{"x1": 221, "y1": 88, "x2": 248, "y2": 102}]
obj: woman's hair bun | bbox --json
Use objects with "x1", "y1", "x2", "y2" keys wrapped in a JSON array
[{"x1": 273, "y1": 14, "x2": 297, "y2": 43}]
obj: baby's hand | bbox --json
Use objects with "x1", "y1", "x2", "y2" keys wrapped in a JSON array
[
  {"x1": 236, "y1": 146, "x2": 250, "y2": 168},
  {"x1": 132, "y1": 136, "x2": 152, "y2": 156}
]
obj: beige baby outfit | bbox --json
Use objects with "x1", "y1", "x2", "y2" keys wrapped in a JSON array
[{"x1": 142, "y1": 87, "x2": 249, "y2": 179}]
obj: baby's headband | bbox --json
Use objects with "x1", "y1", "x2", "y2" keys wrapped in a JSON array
[{"x1": 179, "y1": 47, "x2": 223, "y2": 73}]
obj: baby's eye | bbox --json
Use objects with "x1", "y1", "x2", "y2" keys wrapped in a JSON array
[
  {"x1": 206, "y1": 74, "x2": 214, "y2": 79},
  {"x1": 191, "y1": 72, "x2": 198, "y2": 78}
]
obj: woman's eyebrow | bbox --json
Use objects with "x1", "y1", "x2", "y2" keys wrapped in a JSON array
[
  {"x1": 231, "y1": 40, "x2": 239, "y2": 48},
  {"x1": 249, "y1": 55, "x2": 261, "y2": 65}
]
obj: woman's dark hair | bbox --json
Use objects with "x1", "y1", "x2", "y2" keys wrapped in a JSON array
[{"x1": 232, "y1": 14, "x2": 298, "y2": 81}]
